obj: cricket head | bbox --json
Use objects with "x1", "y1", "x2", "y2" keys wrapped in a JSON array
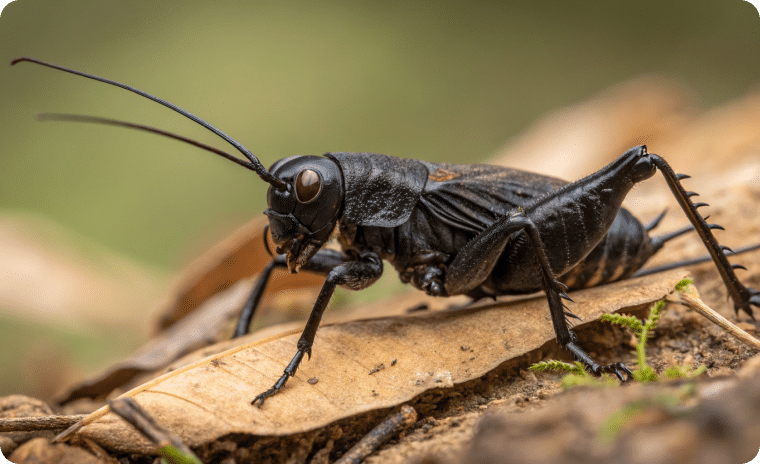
[{"x1": 265, "y1": 155, "x2": 343, "y2": 272}]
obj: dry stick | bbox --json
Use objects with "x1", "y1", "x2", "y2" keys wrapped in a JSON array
[
  {"x1": 671, "y1": 286, "x2": 760, "y2": 350},
  {"x1": 335, "y1": 405, "x2": 418, "y2": 464},
  {"x1": 0, "y1": 415, "x2": 86, "y2": 432}
]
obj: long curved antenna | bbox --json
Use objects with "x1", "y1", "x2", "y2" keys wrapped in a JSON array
[
  {"x1": 38, "y1": 113, "x2": 259, "y2": 172},
  {"x1": 11, "y1": 57, "x2": 287, "y2": 190}
]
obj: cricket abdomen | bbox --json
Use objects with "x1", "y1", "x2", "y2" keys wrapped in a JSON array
[
  {"x1": 487, "y1": 147, "x2": 656, "y2": 294},
  {"x1": 559, "y1": 207, "x2": 657, "y2": 289}
]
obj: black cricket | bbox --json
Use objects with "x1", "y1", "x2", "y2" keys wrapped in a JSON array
[{"x1": 13, "y1": 58, "x2": 760, "y2": 407}]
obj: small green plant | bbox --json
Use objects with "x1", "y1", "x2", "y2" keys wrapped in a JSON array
[
  {"x1": 529, "y1": 360, "x2": 607, "y2": 388},
  {"x1": 529, "y1": 360, "x2": 617, "y2": 388},
  {"x1": 530, "y1": 278, "x2": 704, "y2": 386},
  {"x1": 600, "y1": 300, "x2": 664, "y2": 382}
]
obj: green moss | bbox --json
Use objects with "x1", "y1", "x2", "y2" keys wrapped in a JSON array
[
  {"x1": 675, "y1": 278, "x2": 695, "y2": 292},
  {"x1": 560, "y1": 372, "x2": 618, "y2": 389},
  {"x1": 529, "y1": 360, "x2": 619, "y2": 389},
  {"x1": 664, "y1": 364, "x2": 707, "y2": 380},
  {"x1": 529, "y1": 360, "x2": 587, "y2": 376}
]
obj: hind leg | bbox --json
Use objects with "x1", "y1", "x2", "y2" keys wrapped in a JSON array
[
  {"x1": 443, "y1": 209, "x2": 632, "y2": 380},
  {"x1": 641, "y1": 152, "x2": 760, "y2": 317}
]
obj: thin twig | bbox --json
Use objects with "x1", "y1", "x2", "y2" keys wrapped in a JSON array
[
  {"x1": 0, "y1": 415, "x2": 87, "y2": 432},
  {"x1": 335, "y1": 405, "x2": 418, "y2": 464},
  {"x1": 53, "y1": 417, "x2": 87, "y2": 443},
  {"x1": 673, "y1": 288, "x2": 760, "y2": 350}
]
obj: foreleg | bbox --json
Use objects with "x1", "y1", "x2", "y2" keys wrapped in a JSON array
[{"x1": 252, "y1": 251, "x2": 383, "y2": 406}]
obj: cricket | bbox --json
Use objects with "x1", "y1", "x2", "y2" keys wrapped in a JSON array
[{"x1": 12, "y1": 57, "x2": 760, "y2": 408}]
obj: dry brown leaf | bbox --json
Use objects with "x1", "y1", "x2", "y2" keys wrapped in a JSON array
[
  {"x1": 58, "y1": 272, "x2": 322, "y2": 405},
  {"x1": 66, "y1": 270, "x2": 689, "y2": 454},
  {"x1": 89, "y1": 291, "x2": 471, "y2": 403}
]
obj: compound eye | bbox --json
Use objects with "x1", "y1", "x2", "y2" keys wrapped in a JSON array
[{"x1": 295, "y1": 169, "x2": 321, "y2": 202}]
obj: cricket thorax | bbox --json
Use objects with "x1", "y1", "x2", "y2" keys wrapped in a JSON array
[{"x1": 338, "y1": 206, "x2": 477, "y2": 295}]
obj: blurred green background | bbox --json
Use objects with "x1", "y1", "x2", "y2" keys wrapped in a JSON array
[{"x1": 0, "y1": 0, "x2": 758, "y2": 399}]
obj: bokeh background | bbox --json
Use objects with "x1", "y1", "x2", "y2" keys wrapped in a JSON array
[{"x1": 0, "y1": 0, "x2": 758, "y2": 400}]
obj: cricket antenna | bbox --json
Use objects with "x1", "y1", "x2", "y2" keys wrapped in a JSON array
[
  {"x1": 11, "y1": 57, "x2": 287, "y2": 191},
  {"x1": 38, "y1": 113, "x2": 260, "y2": 171}
]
